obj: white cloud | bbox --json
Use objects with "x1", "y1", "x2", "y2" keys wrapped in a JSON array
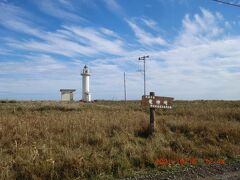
[
  {"x1": 34, "y1": 0, "x2": 86, "y2": 22},
  {"x1": 0, "y1": 54, "x2": 66, "y2": 74},
  {"x1": 64, "y1": 26, "x2": 126, "y2": 55},
  {"x1": 126, "y1": 19, "x2": 167, "y2": 46},
  {"x1": 141, "y1": 9, "x2": 240, "y2": 99},
  {"x1": 103, "y1": 0, "x2": 123, "y2": 16},
  {"x1": 141, "y1": 17, "x2": 159, "y2": 31},
  {"x1": 6, "y1": 25, "x2": 126, "y2": 57},
  {"x1": 0, "y1": 3, "x2": 127, "y2": 57},
  {"x1": 0, "y1": 2, "x2": 44, "y2": 37},
  {"x1": 7, "y1": 35, "x2": 97, "y2": 57},
  {"x1": 100, "y1": 27, "x2": 121, "y2": 38},
  {"x1": 0, "y1": 48, "x2": 11, "y2": 55},
  {"x1": 175, "y1": 8, "x2": 225, "y2": 46}
]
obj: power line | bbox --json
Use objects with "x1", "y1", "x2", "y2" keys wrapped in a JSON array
[{"x1": 210, "y1": 0, "x2": 240, "y2": 8}]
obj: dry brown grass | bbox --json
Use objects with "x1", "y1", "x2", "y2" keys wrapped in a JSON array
[{"x1": 0, "y1": 100, "x2": 240, "y2": 179}]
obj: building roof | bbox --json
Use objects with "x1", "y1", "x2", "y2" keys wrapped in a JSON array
[{"x1": 60, "y1": 89, "x2": 76, "y2": 92}]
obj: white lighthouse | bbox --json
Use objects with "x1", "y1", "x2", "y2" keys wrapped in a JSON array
[{"x1": 81, "y1": 65, "x2": 91, "y2": 102}]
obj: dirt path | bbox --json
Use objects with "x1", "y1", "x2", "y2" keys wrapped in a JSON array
[
  {"x1": 123, "y1": 160, "x2": 240, "y2": 180},
  {"x1": 203, "y1": 170, "x2": 240, "y2": 180}
]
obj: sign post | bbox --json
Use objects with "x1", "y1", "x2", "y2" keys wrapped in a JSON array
[
  {"x1": 149, "y1": 92, "x2": 155, "y2": 135},
  {"x1": 141, "y1": 92, "x2": 174, "y2": 135}
]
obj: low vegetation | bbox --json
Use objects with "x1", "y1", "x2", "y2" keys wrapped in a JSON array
[{"x1": 0, "y1": 100, "x2": 240, "y2": 179}]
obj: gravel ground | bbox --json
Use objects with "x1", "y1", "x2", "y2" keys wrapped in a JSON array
[{"x1": 122, "y1": 160, "x2": 240, "y2": 180}]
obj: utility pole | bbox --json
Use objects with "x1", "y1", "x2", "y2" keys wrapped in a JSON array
[
  {"x1": 138, "y1": 55, "x2": 149, "y2": 96},
  {"x1": 124, "y1": 72, "x2": 126, "y2": 101}
]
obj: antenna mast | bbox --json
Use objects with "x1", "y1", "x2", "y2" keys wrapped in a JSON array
[{"x1": 138, "y1": 55, "x2": 149, "y2": 96}]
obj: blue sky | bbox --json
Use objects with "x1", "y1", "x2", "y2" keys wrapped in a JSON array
[{"x1": 0, "y1": 0, "x2": 240, "y2": 100}]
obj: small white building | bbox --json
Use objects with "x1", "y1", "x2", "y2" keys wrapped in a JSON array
[
  {"x1": 60, "y1": 89, "x2": 76, "y2": 101},
  {"x1": 81, "y1": 65, "x2": 91, "y2": 102}
]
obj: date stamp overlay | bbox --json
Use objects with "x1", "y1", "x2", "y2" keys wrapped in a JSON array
[{"x1": 155, "y1": 158, "x2": 225, "y2": 166}]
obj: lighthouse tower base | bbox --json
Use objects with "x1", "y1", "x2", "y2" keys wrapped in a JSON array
[{"x1": 83, "y1": 92, "x2": 91, "y2": 102}]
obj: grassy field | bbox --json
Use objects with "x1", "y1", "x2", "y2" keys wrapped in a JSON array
[{"x1": 0, "y1": 100, "x2": 240, "y2": 179}]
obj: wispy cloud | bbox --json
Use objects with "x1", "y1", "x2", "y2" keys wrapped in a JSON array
[
  {"x1": 0, "y1": 48, "x2": 11, "y2": 55},
  {"x1": 64, "y1": 26, "x2": 126, "y2": 55},
  {"x1": 140, "y1": 17, "x2": 159, "y2": 31},
  {"x1": 6, "y1": 25, "x2": 127, "y2": 57},
  {"x1": 34, "y1": 0, "x2": 86, "y2": 22},
  {"x1": 126, "y1": 18, "x2": 167, "y2": 46},
  {"x1": 0, "y1": 54, "x2": 66, "y2": 75},
  {"x1": 175, "y1": 8, "x2": 224, "y2": 46},
  {"x1": 0, "y1": 2, "x2": 43, "y2": 37},
  {"x1": 100, "y1": 27, "x2": 121, "y2": 38},
  {"x1": 0, "y1": 2, "x2": 127, "y2": 57},
  {"x1": 103, "y1": 0, "x2": 123, "y2": 16}
]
